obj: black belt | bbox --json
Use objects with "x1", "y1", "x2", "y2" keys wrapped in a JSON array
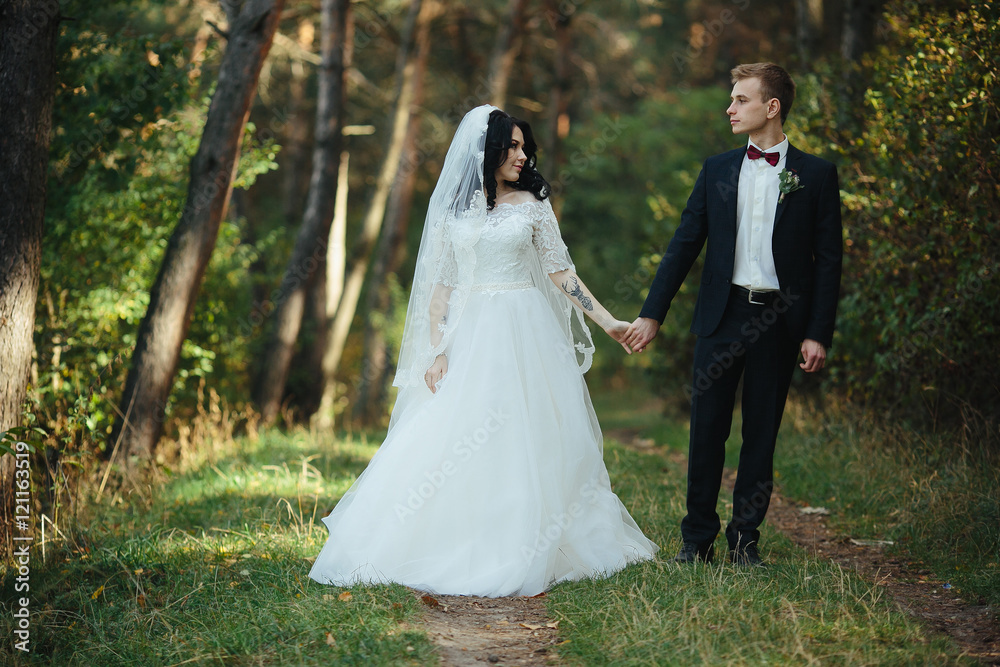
[{"x1": 731, "y1": 284, "x2": 780, "y2": 306}]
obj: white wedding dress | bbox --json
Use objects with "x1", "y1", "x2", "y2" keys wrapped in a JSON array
[{"x1": 309, "y1": 199, "x2": 658, "y2": 597}]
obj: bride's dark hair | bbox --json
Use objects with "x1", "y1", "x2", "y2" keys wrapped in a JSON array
[{"x1": 484, "y1": 109, "x2": 550, "y2": 210}]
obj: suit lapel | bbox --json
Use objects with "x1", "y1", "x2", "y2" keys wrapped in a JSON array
[
  {"x1": 773, "y1": 145, "x2": 804, "y2": 231},
  {"x1": 723, "y1": 148, "x2": 745, "y2": 240}
]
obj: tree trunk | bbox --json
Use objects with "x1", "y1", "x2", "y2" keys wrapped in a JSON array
[
  {"x1": 282, "y1": 17, "x2": 316, "y2": 226},
  {"x1": 0, "y1": 0, "x2": 60, "y2": 560},
  {"x1": 544, "y1": 0, "x2": 572, "y2": 209},
  {"x1": 326, "y1": 151, "x2": 351, "y2": 331},
  {"x1": 487, "y1": 0, "x2": 528, "y2": 108},
  {"x1": 313, "y1": 0, "x2": 434, "y2": 429},
  {"x1": 253, "y1": 0, "x2": 349, "y2": 426},
  {"x1": 795, "y1": 0, "x2": 824, "y2": 64},
  {"x1": 841, "y1": 0, "x2": 883, "y2": 61},
  {"x1": 294, "y1": 6, "x2": 354, "y2": 419},
  {"x1": 353, "y1": 11, "x2": 432, "y2": 426},
  {"x1": 110, "y1": 0, "x2": 285, "y2": 462}
]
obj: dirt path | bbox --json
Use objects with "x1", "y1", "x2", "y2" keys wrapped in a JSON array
[
  {"x1": 416, "y1": 429, "x2": 999, "y2": 665},
  {"x1": 616, "y1": 426, "x2": 1000, "y2": 664},
  {"x1": 417, "y1": 592, "x2": 562, "y2": 666},
  {"x1": 762, "y1": 486, "x2": 1000, "y2": 665}
]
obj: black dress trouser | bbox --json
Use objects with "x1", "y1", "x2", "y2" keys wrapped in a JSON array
[{"x1": 680, "y1": 286, "x2": 801, "y2": 550}]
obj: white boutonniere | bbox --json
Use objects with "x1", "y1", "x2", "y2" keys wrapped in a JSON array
[{"x1": 778, "y1": 168, "x2": 803, "y2": 204}]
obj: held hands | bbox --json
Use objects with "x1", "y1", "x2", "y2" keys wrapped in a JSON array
[
  {"x1": 623, "y1": 317, "x2": 660, "y2": 353},
  {"x1": 604, "y1": 319, "x2": 634, "y2": 354},
  {"x1": 424, "y1": 354, "x2": 448, "y2": 393}
]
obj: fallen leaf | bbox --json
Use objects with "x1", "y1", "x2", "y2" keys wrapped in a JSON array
[
  {"x1": 800, "y1": 506, "x2": 831, "y2": 515},
  {"x1": 545, "y1": 620, "x2": 560, "y2": 629},
  {"x1": 519, "y1": 622, "x2": 543, "y2": 630},
  {"x1": 338, "y1": 591, "x2": 353, "y2": 602},
  {"x1": 91, "y1": 585, "x2": 104, "y2": 600},
  {"x1": 849, "y1": 538, "x2": 894, "y2": 547},
  {"x1": 420, "y1": 594, "x2": 440, "y2": 607},
  {"x1": 325, "y1": 631, "x2": 336, "y2": 646},
  {"x1": 136, "y1": 594, "x2": 146, "y2": 608}
]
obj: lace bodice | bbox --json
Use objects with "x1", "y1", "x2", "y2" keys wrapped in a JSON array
[{"x1": 435, "y1": 199, "x2": 573, "y2": 291}]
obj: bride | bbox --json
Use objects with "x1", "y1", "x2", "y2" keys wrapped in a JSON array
[{"x1": 309, "y1": 104, "x2": 658, "y2": 597}]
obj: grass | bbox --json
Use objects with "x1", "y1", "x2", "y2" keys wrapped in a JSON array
[
  {"x1": 549, "y1": 395, "x2": 969, "y2": 665},
  {"x1": 775, "y1": 402, "x2": 1000, "y2": 607},
  {"x1": 0, "y1": 429, "x2": 435, "y2": 666},
  {"x1": 2, "y1": 382, "x2": 992, "y2": 665}
]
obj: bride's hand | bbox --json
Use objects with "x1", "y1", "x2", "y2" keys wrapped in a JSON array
[
  {"x1": 424, "y1": 354, "x2": 448, "y2": 393},
  {"x1": 604, "y1": 320, "x2": 634, "y2": 355}
]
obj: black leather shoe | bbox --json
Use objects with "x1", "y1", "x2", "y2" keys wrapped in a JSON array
[
  {"x1": 728, "y1": 542, "x2": 765, "y2": 567},
  {"x1": 672, "y1": 541, "x2": 715, "y2": 564}
]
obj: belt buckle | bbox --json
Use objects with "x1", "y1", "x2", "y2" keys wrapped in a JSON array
[{"x1": 747, "y1": 288, "x2": 765, "y2": 305}]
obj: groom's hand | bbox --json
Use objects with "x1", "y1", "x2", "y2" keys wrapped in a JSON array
[
  {"x1": 624, "y1": 317, "x2": 660, "y2": 353},
  {"x1": 799, "y1": 339, "x2": 827, "y2": 372}
]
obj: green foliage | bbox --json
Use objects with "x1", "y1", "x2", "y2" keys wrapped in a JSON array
[
  {"x1": 36, "y1": 9, "x2": 280, "y2": 457},
  {"x1": 557, "y1": 90, "x2": 734, "y2": 406},
  {"x1": 796, "y1": 0, "x2": 1000, "y2": 426}
]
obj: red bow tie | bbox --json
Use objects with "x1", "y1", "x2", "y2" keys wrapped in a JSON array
[{"x1": 747, "y1": 145, "x2": 780, "y2": 166}]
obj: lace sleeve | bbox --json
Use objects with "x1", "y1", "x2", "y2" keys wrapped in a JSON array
[
  {"x1": 531, "y1": 199, "x2": 574, "y2": 274},
  {"x1": 431, "y1": 219, "x2": 459, "y2": 286}
]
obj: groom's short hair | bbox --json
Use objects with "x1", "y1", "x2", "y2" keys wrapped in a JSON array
[{"x1": 731, "y1": 63, "x2": 796, "y2": 124}]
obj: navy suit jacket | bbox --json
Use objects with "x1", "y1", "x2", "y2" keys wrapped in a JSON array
[{"x1": 639, "y1": 144, "x2": 843, "y2": 348}]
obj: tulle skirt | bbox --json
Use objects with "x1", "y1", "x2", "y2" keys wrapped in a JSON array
[{"x1": 308, "y1": 286, "x2": 658, "y2": 597}]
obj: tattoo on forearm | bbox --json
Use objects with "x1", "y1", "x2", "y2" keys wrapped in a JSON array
[{"x1": 561, "y1": 277, "x2": 593, "y2": 311}]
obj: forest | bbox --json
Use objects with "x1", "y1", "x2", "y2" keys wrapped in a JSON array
[{"x1": 1, "y1": 0, "x2": 999, "y2": 663}]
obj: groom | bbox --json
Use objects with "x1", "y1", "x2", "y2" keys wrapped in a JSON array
[{"x1": 624, "y1": 63, "x2": 842, "y2": 566}]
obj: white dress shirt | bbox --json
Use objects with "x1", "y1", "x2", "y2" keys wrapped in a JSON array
[{"x1": 733, "y1": 135, "x2": 788, "y2": 291}]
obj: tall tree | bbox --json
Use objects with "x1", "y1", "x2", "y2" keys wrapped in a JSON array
[
  {"x1": 0, "y1": 0, "x2": 60, "y2": 559},
  {"x1": 795, "y1": 0, "x2": 824, "y2": 64},
  {"x1": 544, "y1": 0, "x2": 572, "y2": 174},
  {"x1": 488, "y1": 0, "x2": 529, "y2": 108},
  {"x1": 282, "y1": 16, "x2": 317, "y2": 227},
  {"x1": 353, "y1": 12, "x2": 433, "y2": 425},
  {"x1": 110, "y1": 0, "x2": 285, "y2": 461},
  {"x1": 313, "y1": 0, "x2": 435, "y2": 429},
  {"x1": 841, "y1": 0, "x2": 884, "y2": 61},
  {"x1": 254, "y1": 0, "x2": 349, "y2": 425}
]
